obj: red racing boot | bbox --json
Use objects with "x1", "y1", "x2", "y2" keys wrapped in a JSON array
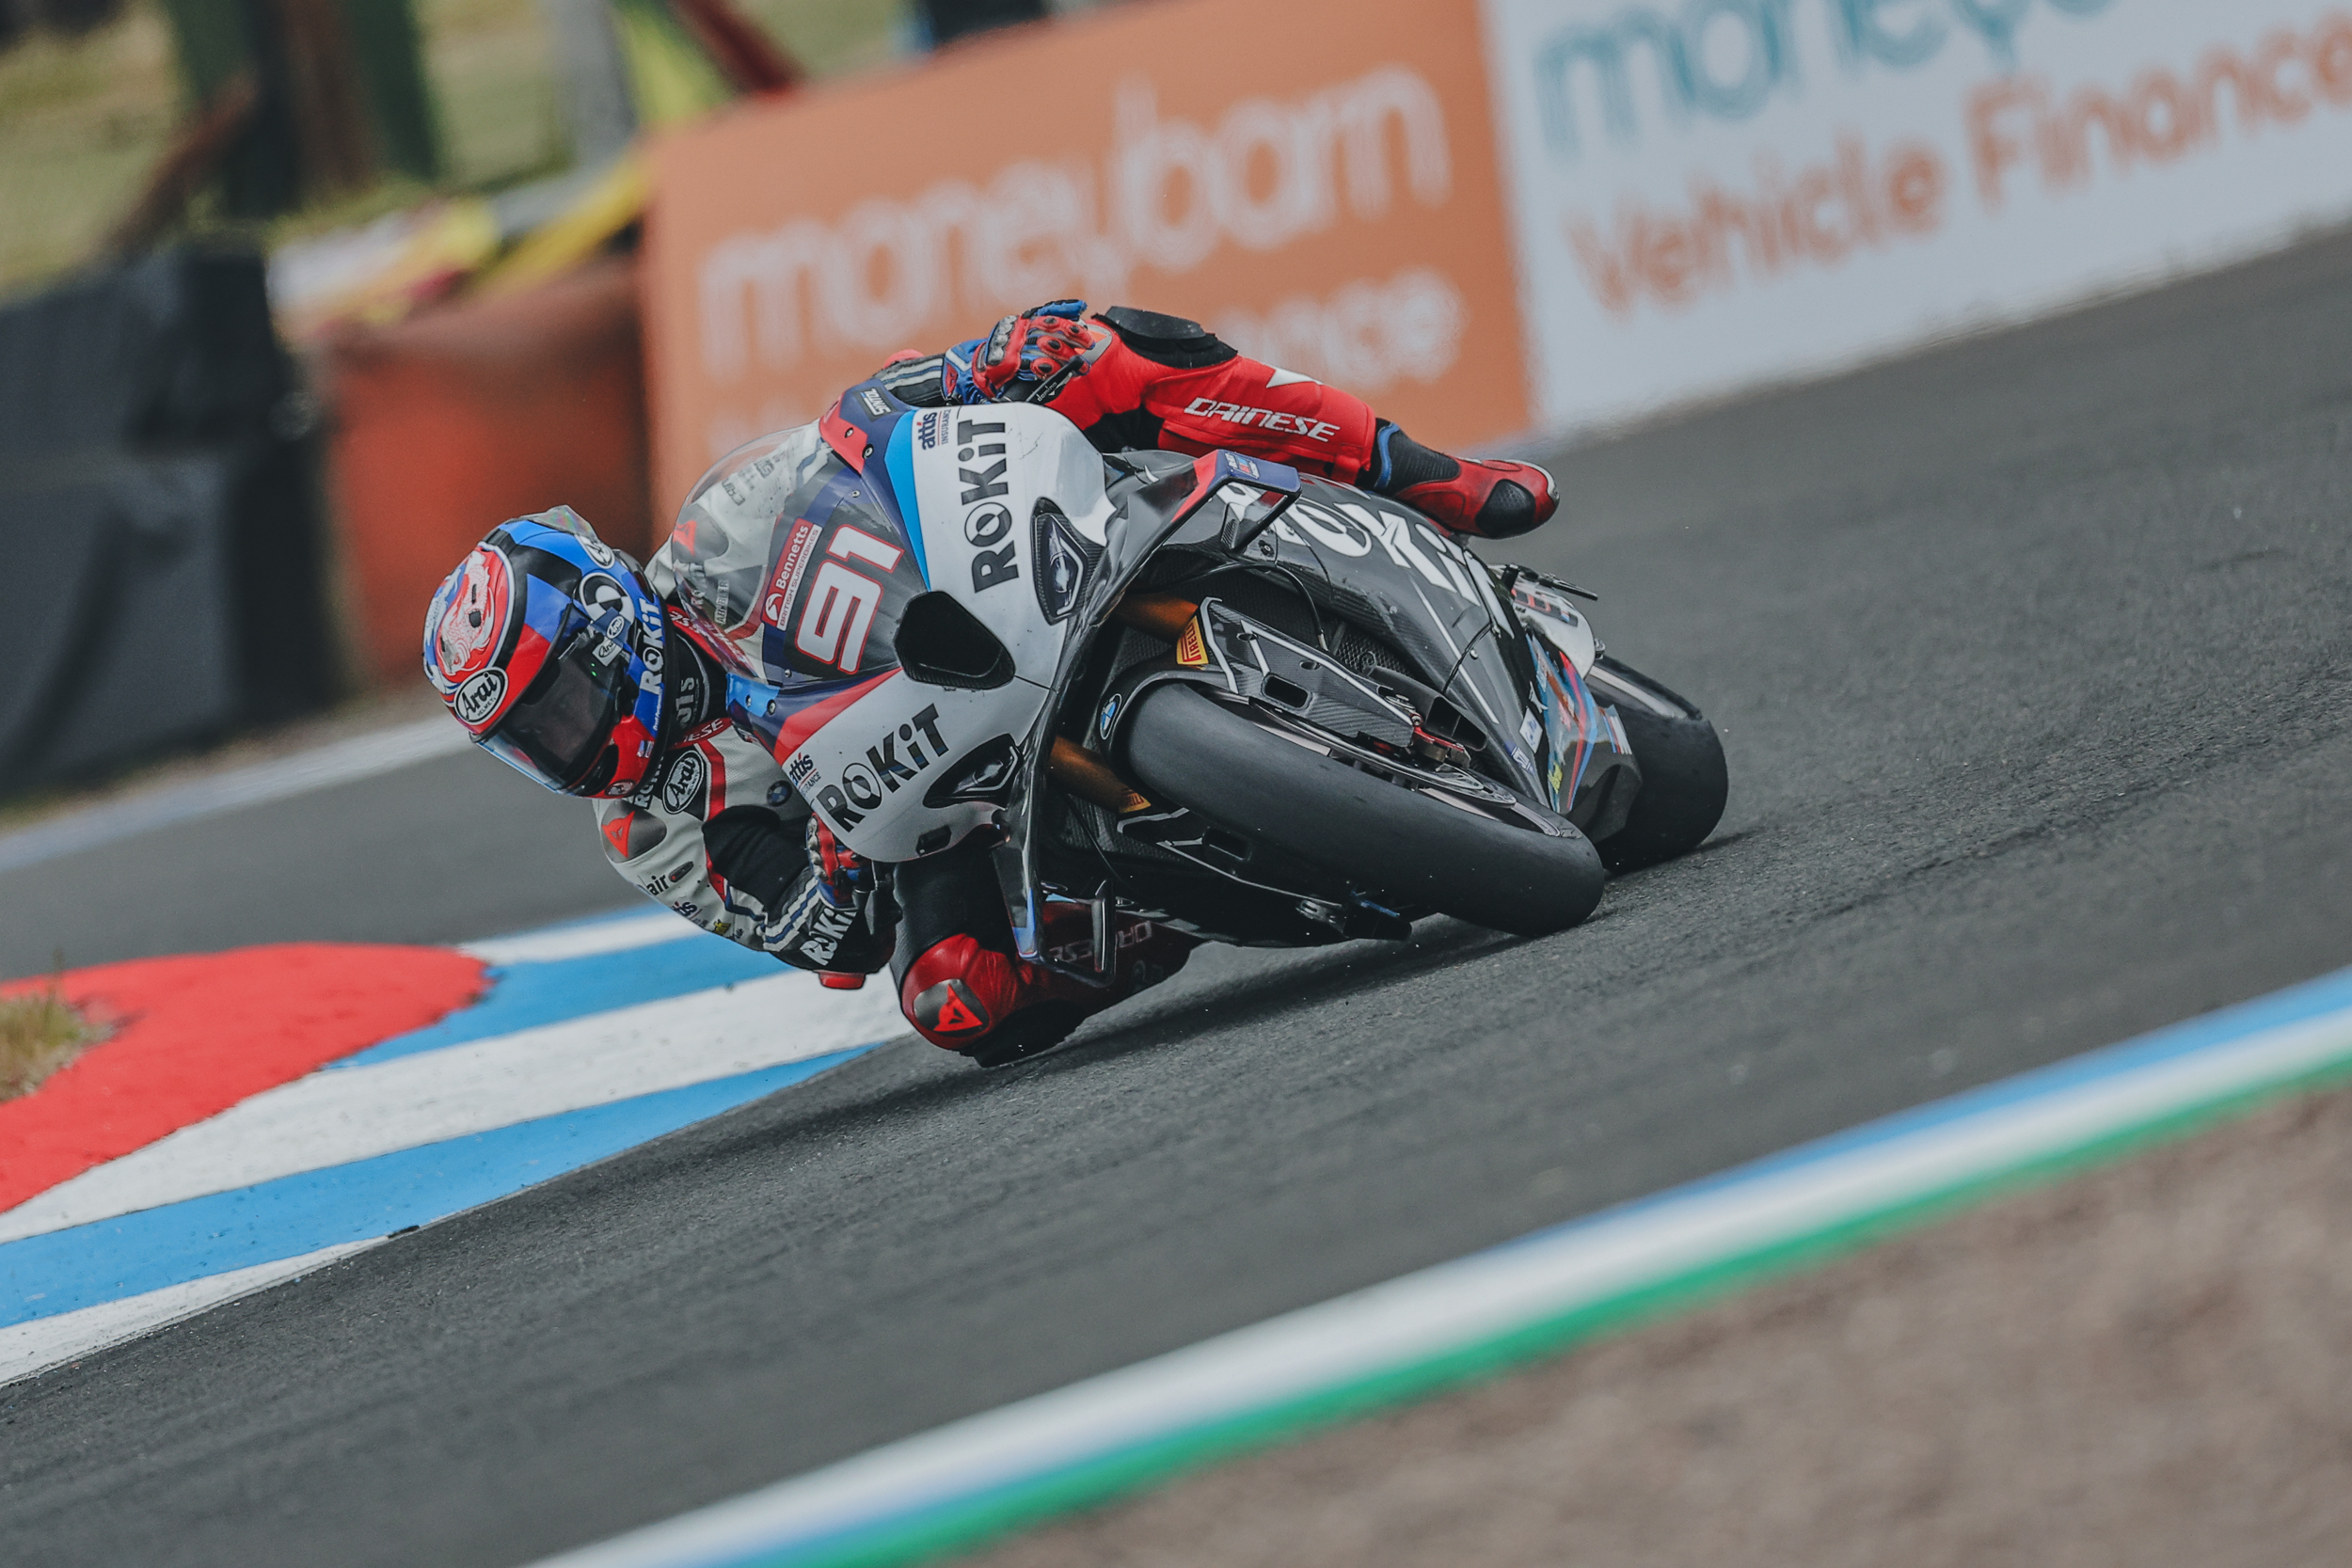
[
  {"x1": 898, "y1": 903, "x2": 1197, "y2": 1068},
  {"x1": 1367, "y1": 421, "x2": 1559, "y2": 540}
]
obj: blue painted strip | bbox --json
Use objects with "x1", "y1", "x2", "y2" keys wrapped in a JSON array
[
  {"x1": 884, "y1": 419, "x2": 929, "y2": 586},
  {"x1": 0, "y1": 1049, "x2": 873, "y2": 1328},
  {"x1": 1493, "y1": 962, "x2": 2352, "y2": 1254},
  {"x1": 341, "y1": 938, "x2": 782, "y2": 1066}
]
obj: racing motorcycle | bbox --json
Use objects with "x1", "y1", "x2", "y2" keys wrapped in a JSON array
[{"x1": 689, "y1": 375, "x2": 1727, "y2": 977}]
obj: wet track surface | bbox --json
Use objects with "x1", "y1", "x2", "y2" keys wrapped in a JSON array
[{"x1": 6, "y1": 233, "x2": 2352, "y2": 1566}]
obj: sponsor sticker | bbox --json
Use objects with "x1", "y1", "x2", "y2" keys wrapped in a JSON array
[
  {"x1": 1098, "y1": 693, "x2": 1120, "y2": 738},
  {"x1": 807, "y1": 704, "x2": 948, "y2": 830},
  {"x1": 453, "y1": 668, "x2": 507, "y2": 728},
  {"x1": 858, "y1": 387, "x2": 890, "y2": 419},
  {"x1": 761, "y1": 518, "x2": 824, "y2": 628},
  {"x1": 1605, "y1": 705, "x2": 1632, "y2": 754},
  {"x1": 660, "y1": 749, "x2": 709, "y2": 815},
  {"x1": 963, "y1": 503, "x2": 1012, "y2": 546},
  {"x1": 1175, "y1": 618, "x2": 1208, "y2": 668}
]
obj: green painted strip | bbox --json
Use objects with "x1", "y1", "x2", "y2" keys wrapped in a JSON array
[{"x1": 754, "y1": 1050, "x2": 2352, "y2": 1568}]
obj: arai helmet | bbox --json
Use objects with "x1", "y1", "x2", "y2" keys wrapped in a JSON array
[{"x1": 423, "y1": 507, "x2": 674, "y2": 798}]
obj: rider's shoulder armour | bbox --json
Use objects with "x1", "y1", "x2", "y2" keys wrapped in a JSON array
[{"x1": 1094, "y1": 306, "x2": 1238, "y2": 369}]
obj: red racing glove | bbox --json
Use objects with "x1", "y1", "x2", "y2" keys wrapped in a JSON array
[
  {"x1": 946, "y1": 301, "x2": 1104, "y2": 404},
  {"x1": 807, "y1": 818, "x2": 872, "y2": 910}
]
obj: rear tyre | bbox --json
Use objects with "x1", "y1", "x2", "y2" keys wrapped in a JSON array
[
  {"x1": 1120, "y1": 684, "x2": 1606, "y2": 938},
  {"x1": 1587, "y1": 657, "x2": 1728, "y2": 874}
]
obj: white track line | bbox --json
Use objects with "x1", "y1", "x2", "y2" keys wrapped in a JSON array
[
  {"x1": 0, "y1": 974, "x2": 905, "y2": 1243},
  {"x1": 0, "y1": 718, "x2": 475, "y2": 876},
  {"x1": 460, "y1": 911, "x2": 707, "y2": 965},
  {"x1": 530, "y1": 994, "x2": 2352, "y2": 1568},
  {"x1": 0, "y1": 1242, "x2": 376, "y2": 1385}
]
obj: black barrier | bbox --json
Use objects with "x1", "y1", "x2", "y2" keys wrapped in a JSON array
[{"x1": 0, "y1": 245, "x2": 336, "y2": 799}]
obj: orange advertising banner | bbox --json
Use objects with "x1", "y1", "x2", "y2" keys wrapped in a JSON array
[{"x1": 643, "y1": 0, "x2": 1527, "y2": 514}]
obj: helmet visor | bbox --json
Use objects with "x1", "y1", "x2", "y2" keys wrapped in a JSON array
[{"x1": 480, "y1": 614, "x2": 633, "y2": 793}]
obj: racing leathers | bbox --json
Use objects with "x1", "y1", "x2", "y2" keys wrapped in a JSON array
[
  {"x1": 901, "y1": 301, "x2": 1559, "y2": 540},
  {"x1": 591, "y1": 302, "x2": 1559, "y2": 1063}
]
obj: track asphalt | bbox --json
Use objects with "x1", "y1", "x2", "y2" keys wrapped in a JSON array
[{"x1": 6, "y1": 231, "x2": 2352, "y2": 1566}]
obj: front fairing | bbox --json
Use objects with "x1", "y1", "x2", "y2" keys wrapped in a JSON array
[{"x1": 695, "y1": 388, "x2": 1124, "y2": 863}]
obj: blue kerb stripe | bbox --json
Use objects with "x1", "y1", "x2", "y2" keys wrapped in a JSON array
[
  {"x1": 0, "y1": 1050, "x2": 876, "y2": 1329},
  {"x1": 1491, "y1": 961, "x2": 2352, "y2": 1255},
  {"x1": 341, "y1": 937, "x2": 782, "y2": 1066},
  {"x1": 885, "y1": 420, "x2": 929, "y2": 586}
]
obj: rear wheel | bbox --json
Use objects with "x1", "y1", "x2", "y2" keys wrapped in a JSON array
[{"x1": 1120, "y1": 684, "x2": 1606, "y2": 937}]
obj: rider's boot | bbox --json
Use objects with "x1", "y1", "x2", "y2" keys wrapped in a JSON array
[
  {"x1": 1362, "y1": 420, "x2": 1558, "y2": 540},
  {"x1": 898, "y1": 903, "x2": 1197, "y2": 1067}
]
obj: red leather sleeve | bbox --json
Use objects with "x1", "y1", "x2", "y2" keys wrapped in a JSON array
[{"x1": 1047, "y1": 336, "x2": 1379, "y2": 483}]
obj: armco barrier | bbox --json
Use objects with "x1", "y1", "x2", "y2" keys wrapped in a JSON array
[
  {"x1": 643, "y1": 0, "x2": 1529, "y2": 511},
  {"x1": 0, "y1": 247, "x2": 335, "y2": 796},
  {"x1": 323, "y1": 254, "x2": 654, "y2": 687}
]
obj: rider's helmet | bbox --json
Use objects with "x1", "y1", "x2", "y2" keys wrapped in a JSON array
[{"x1": 422, "y1": 507, "x2": 674, "y2": 798}]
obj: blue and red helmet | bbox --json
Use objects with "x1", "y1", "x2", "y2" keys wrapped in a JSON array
[{"x1": 423, "y1": 507, "x2": 673, "y2": 798}]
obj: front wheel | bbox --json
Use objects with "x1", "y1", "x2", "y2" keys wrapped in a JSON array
[
  {"x1": 1119, "y1": 684, "x2": 1606, "y2": 937},
  {"x1": 1585, "y1": 656, "x2": 1728, "y2": 874}
]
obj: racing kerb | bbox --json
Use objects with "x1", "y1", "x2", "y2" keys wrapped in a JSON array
[{"x1": 531, "y1": 962, "x2": 2352, "y2": 1568}]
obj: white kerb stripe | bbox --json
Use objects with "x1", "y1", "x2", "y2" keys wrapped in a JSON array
[
  {"x1": 461, "y1": 910, "x2": 709, "y2": 965},
  {"x1": 0, "y1": 974, "x2": 906, "y2": 1243},
  {"x1": 529, "y1": 1003, "x2": 2352, "y2": 1568},
  {"x1": 0, "y1": 1241, "x2": 378, "y2": 1386}
]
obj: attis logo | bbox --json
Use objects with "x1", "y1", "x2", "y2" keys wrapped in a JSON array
[
  {"x1": 434, "y1": 546, "x2": 513, "y2": 683},
  {"x1": 917, "y1": 411, "x2": 946, "y2": 450},
  {"x1": 453, "y1": 668, "x2": 507, "y2": 727}
]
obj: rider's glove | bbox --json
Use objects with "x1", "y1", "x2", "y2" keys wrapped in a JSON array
[
  {"x1": 807, "y1": 818, "x2": 871, "y2": 909},
  {"x1": 943, "y1": 300, "x2": 1096, "y2": 404}
]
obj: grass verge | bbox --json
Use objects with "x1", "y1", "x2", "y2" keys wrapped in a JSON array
[{"x1": 1, "y1": 975, "x2": 103, "y2": 1101}]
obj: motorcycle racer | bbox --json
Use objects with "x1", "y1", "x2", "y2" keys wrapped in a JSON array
[{"x1": 423, "y1": 303, "x2": 1563, "y2": 1066}]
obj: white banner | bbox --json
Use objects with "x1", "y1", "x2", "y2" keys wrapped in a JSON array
[{"x1": 1482, "y1": 0, "x2": 2352, "y2": 430}]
